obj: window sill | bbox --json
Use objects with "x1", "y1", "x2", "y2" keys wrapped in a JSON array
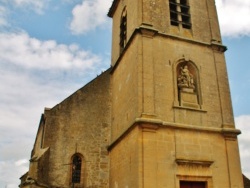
[{"x1": 173, "y1": 105, "x2": 207, "y2": 113}]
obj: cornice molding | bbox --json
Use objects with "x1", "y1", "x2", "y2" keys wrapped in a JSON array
[
  {"x1": 211, "y1": 40, "x2": 227, "y2": 52},
  {"x1": 108, "y1": 0, "x2": 120, "y2": 17},
  {"x1": 110, "y1": 26, "x2": 228, "y2": 73},
  {"x1": 108, "y1": 117, "x2": 241, "y2": 151},
  {"x1": 176, "y1": 159, "x2": 214, "y2": 167}
]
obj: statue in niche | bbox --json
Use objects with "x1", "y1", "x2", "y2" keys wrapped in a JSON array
[{"x1": 177, "y1": 65, "x2": 195, "y2": 92}]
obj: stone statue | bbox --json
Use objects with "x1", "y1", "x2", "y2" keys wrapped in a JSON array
[{"x1": 178, "y1": 65, "x2": 195, "y2": 91}]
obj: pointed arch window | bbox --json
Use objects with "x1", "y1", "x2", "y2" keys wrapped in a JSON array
[
  {"x1": 120, "y1": 7, "x2": 127, "y2": 53},
  {"x1": 71, "y1": 154, "x2": 82, "y2": 183}
]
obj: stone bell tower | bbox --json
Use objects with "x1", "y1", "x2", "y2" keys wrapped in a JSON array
[{"x1": 108, "y1": 0, "x2": 243, "y2": 188}]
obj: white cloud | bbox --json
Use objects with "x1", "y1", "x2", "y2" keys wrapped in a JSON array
[
  {"x1": 216, "y1": 0, "x2": 250, "y2": 37},
  {"x1": 0, "y1": 32, "x2": 101, "y2": 70},
  {"x1": 12, "y1": 0, "x2": 48, "y2": 14},
  {"x1": 0, "y1": 6, "x2": 8, "y2": 27},
  {"x1": 0, "y1": 160, "x2": 29, "y2": 188},
  {"x1": 235, "y1": 115, "x2": 250, "y2": 178},
  {"x1": 69, "y1": 0, "x2": 112, "y2": 34},
  {"x1": 15, "y1": 159, "x2": 29, "y2": 166}
]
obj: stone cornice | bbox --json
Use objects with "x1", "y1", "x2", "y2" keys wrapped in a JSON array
[
  {"x1": 223, "y1": 128, "x2": 242, "y2": 140},
  {"x1": 176, "y1": 159, "x2": 214, "y2": 167},
  {"x1": 139, "y1": 23, "x2": 158, "y2": 38},
  {"x1": 108, "y1": 117, "x2": 241, "y2": 151},
  {"x1": 211, "y1": 40, "x2": 227, "y2": 52},
  {"x1": 110, "y1": 26, "x2": 227, "y2": 74},
  {"x1": 108, "y1": 0, "x2": 120, "y2": 17}
]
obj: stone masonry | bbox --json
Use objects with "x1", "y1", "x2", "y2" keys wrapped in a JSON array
[{"x1": 20, "y1": 0, "x2": 245, "y2": 187}]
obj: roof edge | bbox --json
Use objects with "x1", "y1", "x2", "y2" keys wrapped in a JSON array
[
  {"x1": 50, "y1": 67, "x2": 111, "y2": 112},
  {"x1": 108, "y1": 0, "x2": 120, "y2": 17}
]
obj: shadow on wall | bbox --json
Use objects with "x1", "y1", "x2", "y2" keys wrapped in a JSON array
[{"x1": 243, "y1": 174, "x2": 250, "y2": 188}]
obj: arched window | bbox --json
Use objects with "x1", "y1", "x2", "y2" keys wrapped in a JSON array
[
  {"x1": 120, "y1": 7, "x2": 127, "y2": 53},
  {"x1": 71, "y1": 154, "x2": 82, "y2": 183}
]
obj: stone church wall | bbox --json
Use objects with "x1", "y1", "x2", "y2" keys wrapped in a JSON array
[
  {"x1": 111, "y1": 36, "x2": 140, "y2": 142},
  {"x1": 27, "y1": 69, "x2": 111, "y2": 188}
]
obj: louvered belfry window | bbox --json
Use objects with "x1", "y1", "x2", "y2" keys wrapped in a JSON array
[
  {"x1": 169, "y1": 0, "x2": 191, "y2": 29},
  {"x1": 120, "y1": 8, "x2": 127, "y2": 53}
]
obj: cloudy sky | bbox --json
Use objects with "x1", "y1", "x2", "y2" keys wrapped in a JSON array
[{"x1": 0, "y1": 0, "x2": 249, "y2": 187}]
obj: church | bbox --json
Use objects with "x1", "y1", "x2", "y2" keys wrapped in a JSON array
[{"x1": 19, "y1": 0, "x2": 245, "y2": 187}]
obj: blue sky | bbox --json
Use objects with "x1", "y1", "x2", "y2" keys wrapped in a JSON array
[{"x1": 0, "y1": 0, "x2": 249, "y2": 187}]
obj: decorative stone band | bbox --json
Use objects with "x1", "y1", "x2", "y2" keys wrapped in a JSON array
[
  {"x1": 111, "y1": 24, "x2": 228, "y2": 71},
  {"x1": 222, "y1": 127, "x2": 242, "y2": 141},
  {"x1": 211, "y1": 40, "x2": 227, "y2": 52},
  {"x1": 108, "y1": 117, "x2": 241, "y2": 150}
]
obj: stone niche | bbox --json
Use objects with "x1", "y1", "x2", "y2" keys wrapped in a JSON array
[{"x1": 177, "y1": 61, "x2": 200, "y2": 109}]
